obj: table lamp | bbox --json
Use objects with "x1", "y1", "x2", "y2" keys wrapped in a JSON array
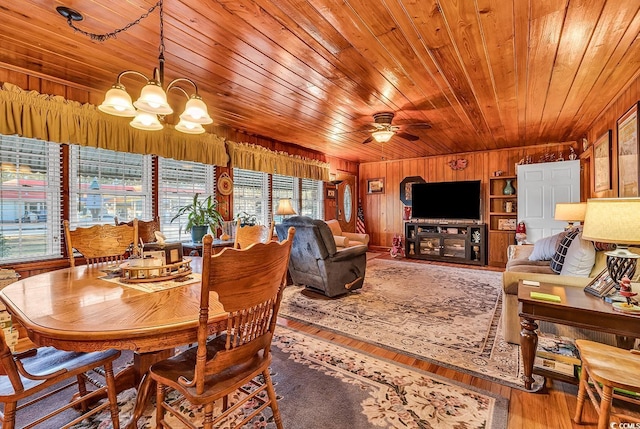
[
  {"x1": 582, "y1": 198, "x2": 640, "y2": 288},
  {"x1": 554, "y1": 202, "x2": 586, "y2": 230},
  {"x1": 275, "y1": 198, "x2": 296, "y2": 220}
]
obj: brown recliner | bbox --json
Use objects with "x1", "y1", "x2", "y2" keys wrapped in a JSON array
[{"x1": 276, "y1": 216, "x2": 367, "y2": 297}]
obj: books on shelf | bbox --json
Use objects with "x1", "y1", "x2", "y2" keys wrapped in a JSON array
[{"x1": 534, "y1": 333, "x2": 581, "y2": 379}]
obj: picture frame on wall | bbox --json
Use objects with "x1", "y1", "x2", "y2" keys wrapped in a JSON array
[
  {"x1": 367, "y1": 178, "x2": 385, "y2": 194},
  {"x1": 325, "y1": 187, "x2": 336, "y2": 199},
  {"x1": 593, "y1": 129, "x2": 612, "y2": 192},
  {"x1": 617, "y1": 102, "x2": 640, "y2": 197}
]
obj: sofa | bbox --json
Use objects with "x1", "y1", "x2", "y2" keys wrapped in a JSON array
[
  {"x1": 324, "y1": 219, "x2": 369, "y2": 248},
  {"x1": 275, "y1": 216, "x2": 367, "y2": 297},
  {"x1": 500, "y1": 226, "x2": 636, "y2": 344}
]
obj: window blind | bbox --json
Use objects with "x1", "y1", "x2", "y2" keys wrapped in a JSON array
[
  {"x1": 69, "y1": 146, "x2": 151, "y2": 228},
  {"x1": 233, "y1": 168, "x2": 269, "y2": 226},
  {"x1": 158, "y1": 158, "x2": 216, "y2": 242},
  {"x1": 301, "y1": 178, "x2": 323, "y2": 219},
  {"x1": 0, "y1": 136, "x2": 62, "y2": 262},
  {"x1": 272, "y1": 174, "x2": 297, "y2": 224}
]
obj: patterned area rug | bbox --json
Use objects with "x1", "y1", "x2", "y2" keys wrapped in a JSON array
[
  {"x1": 280, "y1": 258, "x2": 539, "y2": 390},
  {"x1": 75, "y1": 327, "x2": 507, "y2": 428}
]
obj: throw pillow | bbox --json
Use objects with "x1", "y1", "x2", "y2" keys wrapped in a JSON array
[
  {"x1": 528, "y1": 231, "x2": 568, "y2": 261},
  {"x1": 550, "y1": 228, "x2": 581, "y2": 274},
  {"x1": 593, "y1": 241, "x2": 617, "y2": 252},
  {"x1": 333, "y1": 236, "x2": 350, "y2": 247},
  {"x1": 559, "y1": 232, "x2": 596, "y2": 277}
]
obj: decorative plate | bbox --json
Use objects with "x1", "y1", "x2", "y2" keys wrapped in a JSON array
[
  {"x1": 217, "y1": 173, "x2": 233, "y2": 196},
  {"x1": 612, "y1": 302, "x2": 640, "y2": 313}
]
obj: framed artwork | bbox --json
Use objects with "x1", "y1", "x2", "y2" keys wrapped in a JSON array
[
  {"x1": 399, "y1": 176, "x2": 425, "y2": 205},
  {"x1": 617, "y1": 102, "x2": 640, "y2": 197},
  {"x1": 593, "y1": 130, "x2": 611, "y2": 192},
  {"x1": 325, "y1": 187, "x2": 336, "y2": 199},
  {"x1": 367, "y1": 178, "x2": 385, "y2": 194},
  {"x1": 584, "y1": 269, "x2": 616, "y2": 298}
]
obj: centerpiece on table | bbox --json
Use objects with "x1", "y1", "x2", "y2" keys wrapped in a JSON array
[{"x1": 171, "y1": 193, "x2": 224, "y2": 243}]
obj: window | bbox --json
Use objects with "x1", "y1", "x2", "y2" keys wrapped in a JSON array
[
  {"x1": 301, "y1": 178, "x2": 323, "y2": 219},
  {"x1": 272, "y1": 174, "x2": 298, "y2": 224},
  {"x1": 69, "y1": 146, "x2": 152, "y2": 228},
  {"x1": 158, "y1": 158, "x2": 216, "y2": 242},
  {"x1": 233, "y1": 168, "x2": 269, "y2": 226},
  {"x1": 0, "y1": 136, "x2": 62, "y2": 262}
]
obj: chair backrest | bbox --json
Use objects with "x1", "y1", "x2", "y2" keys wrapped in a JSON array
[
  {"x1": 64, "y1": 219, "x2": 138, "y2": 267},
  {"x1": 188, "y1": 228, "x2": 294, "y2": 395},
  {"x1": 233, "y1": 219, "x2": 275, "y2": 249},
  {"x1": 275, "y1": 216, "x2": 337, "y2": 260},
  {"x1": 115, "y1": 216, "x2": 160, "y2": 243}
]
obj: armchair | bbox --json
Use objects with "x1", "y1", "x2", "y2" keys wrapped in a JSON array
[{"x1": 275, "y1": 216, "x2": 367, "y2": 297}]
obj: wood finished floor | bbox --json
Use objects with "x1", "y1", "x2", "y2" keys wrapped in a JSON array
[{"x1": 279, "y1": 252, "x2": 608, "y2": 429}]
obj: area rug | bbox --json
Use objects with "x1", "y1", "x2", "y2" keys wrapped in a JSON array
[
  {"x1": 279, "y1": 258, "x2": 540, "y2": 390},
  {"x1": 75, "y1": 326, "x2": 507, "y2": 428}
]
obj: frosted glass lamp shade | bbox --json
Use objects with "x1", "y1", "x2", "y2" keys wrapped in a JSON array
[
  {"x1": 130, "y1": 112, "x2": 163, "y2": 131},
  {"x1": 179, "y1": 96, "x2": 213, "y2": 124},
  {"x1": 372, "y1": 130, "x2": 394, "y2": 143},
  {"x1": 175, "y1": 119, "x2": 205, "y2": 134},
  {"x1": 275, "y1": 198, "x2": 296, "y2": 216},
  {"x1": 133, "y1": 82, "x2": 173, "y2": 115},
  {"x1": 98, "y1": 85, "x2": 136, "y2": 117}
]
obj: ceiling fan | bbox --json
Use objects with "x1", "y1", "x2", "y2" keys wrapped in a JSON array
[{"x1": 361, "y1": 112, "x2": 431, "y2": 144}]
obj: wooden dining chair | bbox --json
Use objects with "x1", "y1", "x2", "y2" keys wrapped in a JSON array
[
  {"x1": 115, "y1": 216, "x2": 161, "y2": 243},
  {"x1": 233, "y1": 219, "x2": 275, "y2": 249},
  {"x1": 0, "y1": 329, "x2": 121, "y2": 428},
  {"x1": 63, "y1": 219, "x2": 138, "y2": 267},
  {"x1": 145, "y1": 228, "x2": 295, "y2": 429}
]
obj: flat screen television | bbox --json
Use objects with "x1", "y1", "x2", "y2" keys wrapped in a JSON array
[{"x1": 411, "y1": 180, "x2": 481, "y2": 220}]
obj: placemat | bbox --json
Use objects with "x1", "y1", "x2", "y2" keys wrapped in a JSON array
[{"x1": 100, "y1": 272, "x2": 201, "y2": 293}]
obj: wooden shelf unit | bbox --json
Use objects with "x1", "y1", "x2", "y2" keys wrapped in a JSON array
[
  {"x1": 487, "y1": 176, "x2": 517, "y2": 266},
  {"x1": 405, "y1": 222, "x2": 486, "y2": 266}
]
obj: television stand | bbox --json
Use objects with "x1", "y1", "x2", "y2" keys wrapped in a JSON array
[{"x1": 404, "y1": 222, "x2": 486, "y2": 265}]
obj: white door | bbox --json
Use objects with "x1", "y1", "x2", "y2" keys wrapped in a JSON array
[{"x1": 517, "y1": 160, "x2": 580, "y2": 243}]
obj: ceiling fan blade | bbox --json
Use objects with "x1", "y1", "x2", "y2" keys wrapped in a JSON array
[
  {"x1": 406, "y1": 123, "x2": 432, "y2": 130},
  {"x1": 395, "y1": 132, "x2": 419, "y2": 141},
  {"x1": 362, "y1": 136, "x2": 374, "y2": 144}
]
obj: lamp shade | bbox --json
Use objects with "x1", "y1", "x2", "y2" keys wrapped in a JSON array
[
  {"x1": 129, "y1": 112, "x2": 163, "y2": 131},
  {"x1": 275, "y1": 198, "x2": 296, "y2": 216},
  {"x1": 554, "y1": 202, "x2": 586, "y2": 222},
  {"x1": 582, "y1": 198, "x2": 640, "y2": 245},
  {"x1": 180, "y1": 96, "x2": 213, "y2": 124},
  {"x1": 371, "y1": 130, "x2": 394, "y2": 143},
  {"x1": 98, "y1": 85, "x2": 137, "y2": 117},
  {"x1": 175, "y1": 119, "x2": 205, "y2": 134},
  {"x1": 133, "y1": 82, "x2": 173, "y2": 115}
]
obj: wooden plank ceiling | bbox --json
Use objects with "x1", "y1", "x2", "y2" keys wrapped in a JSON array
[{"x1": 0, "y1": 0, "x2": 638, "y2": 163}]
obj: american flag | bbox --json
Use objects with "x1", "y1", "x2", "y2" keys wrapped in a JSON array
[{"x1": 356, "y1": 199, "x2": 366, "y2": 234}]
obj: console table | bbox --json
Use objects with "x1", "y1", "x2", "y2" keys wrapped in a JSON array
[{"x1": 518, "y1": 280, "x2": 640, "y2": 390}]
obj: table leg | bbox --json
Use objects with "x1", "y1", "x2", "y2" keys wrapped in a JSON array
[
  {"x1": 520, "y1": 317, "x2": 538, "y2": 390},
  {"x1": 615, "y1": 335, "x2": 636, "y2": 349}
]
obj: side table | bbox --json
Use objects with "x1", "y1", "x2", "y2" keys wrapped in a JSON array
[{"x1": 518, "y1": 280, "x2": 640, "y2": 391}]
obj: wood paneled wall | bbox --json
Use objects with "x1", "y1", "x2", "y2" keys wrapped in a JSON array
[
  {"x1": 585, "y1": 74, "x2": 640, "y2": 198},
  {"x1": 359, "y1": 143, "x2": 575, "y2": 263}
]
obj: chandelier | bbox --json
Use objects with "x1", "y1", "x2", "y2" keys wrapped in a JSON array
[{"x1": 57, "y1": 0, "x2": 212, "y2": 134}]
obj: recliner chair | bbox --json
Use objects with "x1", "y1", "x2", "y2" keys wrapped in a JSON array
[{"x1": 275, "y1": 216, "x2": 367, "y2": 297}]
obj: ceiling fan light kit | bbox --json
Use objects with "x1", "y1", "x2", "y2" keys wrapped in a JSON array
[
  {"x1": 362, "y1": 112, "x2": 430, "y2": 144},
  {"x1": 58, "y1": 0, "x2": 212, "y2": 134},
  {"x1": 372, "y1": 129, "x2": 395, "y2": 143}
]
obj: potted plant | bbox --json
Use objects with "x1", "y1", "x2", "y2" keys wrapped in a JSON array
[
  {"x1": 171, "y1": 193, "x2": 224, "y2": 243},
  {"x1": 235, "y1": 211, "x2": 257, "y2": 227}
]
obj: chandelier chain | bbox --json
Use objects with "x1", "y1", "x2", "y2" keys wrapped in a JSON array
[{"x1": 63, "y1": 0, "x2": 162, "y2": 43}]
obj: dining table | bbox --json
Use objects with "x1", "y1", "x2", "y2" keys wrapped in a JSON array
[{"x1": 0, "y1": 257, "x2": 227, "y2": 428}]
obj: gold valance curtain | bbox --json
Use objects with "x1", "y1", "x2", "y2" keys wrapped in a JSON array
[
  {"x1": 227, "y1": 140, "x2": 330, "y2": 181},
  {"x1": 0, "y1": 82, "x2": 229, "y2": 166}
]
